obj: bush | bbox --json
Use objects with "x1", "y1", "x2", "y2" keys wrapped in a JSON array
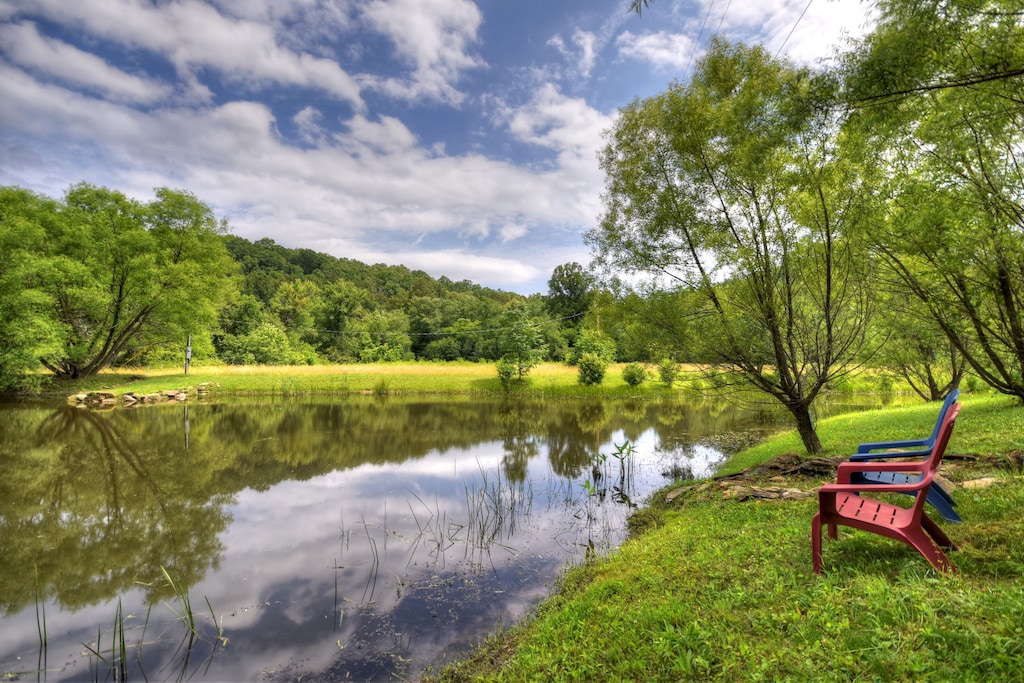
[
  {"x1": 622, "y1": 363, "x2": 647, "y2": 387},
  {"x1": 658, "y1": 358, "x2": 680, "y2": 387},
  {"x1": 578, "y1": 352, "x2": 607, "y2": 386},
  {"x1": 569, "y1": 329, "x2": 616, "y2": 366},
  {"x1": 496, "y1": 358, "x2": 516, "y2": 389}
]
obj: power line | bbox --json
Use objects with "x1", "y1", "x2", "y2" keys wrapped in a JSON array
[
  {"x1": 775, "y1": 0, "x2": 814, "y2": 58},
  {"x1": 685, "y1": 0, "x2": 719, "y2": 76}
]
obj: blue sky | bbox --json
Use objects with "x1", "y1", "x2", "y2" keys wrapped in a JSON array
[{"x1": 0, "y1": 0, "x2": 876, "y2": 293}]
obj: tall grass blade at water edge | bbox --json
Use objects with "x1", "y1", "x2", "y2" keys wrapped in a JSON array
[{"x1": 34, "y1": 565, "x2": 47, "y2": 672}]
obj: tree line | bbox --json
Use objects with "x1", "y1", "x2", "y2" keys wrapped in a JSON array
[{"x1": 0, "y1": 182, "x2": 608, "y2": 388}]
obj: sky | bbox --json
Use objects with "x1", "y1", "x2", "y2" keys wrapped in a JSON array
[{"x1": 0, "y1": 0, "x2": 877, "y2": 294}]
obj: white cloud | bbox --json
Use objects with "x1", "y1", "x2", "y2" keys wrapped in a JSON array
[
  {"x1": 702, "y1": 0, "x2": 876, "y2": 65},
  {"x1": 0, "y1": 60, "x2": 606, "y2": 290},
  {"x1": 0, "y1": 22, "x2": 172, "y2": 104},
  {"x1": 616, "y1": 30, "x2": 696, "y2": 71},
  {"x1": 1, "y1": 0, "x2": 364, "y2": 106},
  {"x1": 573, "y1": 29, "x2": 598, "y2": 78},
  {"x1": 358, "y1": 0, "x2": 484, "y2": 105}
]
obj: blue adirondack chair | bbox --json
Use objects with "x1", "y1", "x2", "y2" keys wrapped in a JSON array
[{"x1": 847, "y1": 388, "x2": 961, "y2": 522}]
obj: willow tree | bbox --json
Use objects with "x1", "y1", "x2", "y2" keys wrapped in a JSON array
[
  {"x1": 10, "y1": 183, "x2": 240, "y2": 379},
  {"x1": 589, "y1": 40, "x2": 874, "y2": 453},
  {"x1": 844, "y1": 0, "x2": 1024, "y2": 400}
]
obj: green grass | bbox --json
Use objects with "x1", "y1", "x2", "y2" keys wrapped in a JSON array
[
  {"x1": 42, "y1": 362, "x2": 713, "y2": 399},
  {"x1": 427, "y1": 393, "x2": 1024, "y2": 682}
]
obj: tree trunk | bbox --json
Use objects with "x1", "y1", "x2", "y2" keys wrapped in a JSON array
[{"x1": 786, "y1": 402, "x2": 822, "y2": 454}]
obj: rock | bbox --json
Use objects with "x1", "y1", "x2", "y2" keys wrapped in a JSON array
[
  {"x1": 961, "y1": 477, "x2": 999, "y2": 489},
  {"x1": 665, "y1": 487, "x2": 688, "y2": 502}
]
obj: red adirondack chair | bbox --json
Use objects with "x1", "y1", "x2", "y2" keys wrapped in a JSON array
[{"x1": 812, "y1": 402, "x2": 962, "y2": 574}]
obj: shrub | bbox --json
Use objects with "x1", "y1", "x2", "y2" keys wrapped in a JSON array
[
  {"x1": 578, "y1": 352, "x2": 607, "y2": 385},
  {"x1": 496, "y1": 358, "x2": 516, "y2": 389},
  {"x1": 569, "y1": 329, "x2": 616, "y2": 366},
  {"x1": 658, "y1": 358, "x2": 680, "y2": 387},
  {"x1": 622, "y1": 362, "x2": 647, "y2": 387}
]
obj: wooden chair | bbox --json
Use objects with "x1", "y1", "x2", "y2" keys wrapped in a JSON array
[
  {"x1": 812, "y1": 402, "x2": 961, "y2": 574},
  {"x1": 848, "y1": 388, "x2": 961, "y2": 522}
]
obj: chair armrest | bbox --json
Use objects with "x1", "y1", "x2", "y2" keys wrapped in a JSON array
[
  {"x1": 819, "y1": 479, "x2": 929, "y2": 495},
  {"x1": 849, "y1": 447, "x2": 931, "y2": 461},
  {"x1": 836, "y1": 460, "x2": 930, "y2": 484},
  {"x1": 856, "y1": 438, "x2": 930, "y2": 454}
]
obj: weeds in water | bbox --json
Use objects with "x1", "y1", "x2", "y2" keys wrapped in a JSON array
[
  {"x1": 160, "y1": 566, "x2": 197, "y2": 639},
  {"x1": 34, "y1": 565, "x2": 47, "y2": 672},
  {"x1": 82, "y1": 598, "x2": 129, "y2": 682},
  {"x1": 373, "y1": 378, "x2": 391, "y2": 397},
  {"x1": 75, "y1": 568, "x2": 227, "y2": 682}
]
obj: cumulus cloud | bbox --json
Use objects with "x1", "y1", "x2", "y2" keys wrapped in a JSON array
[
  {"x1": 358, "y1": 0, "x2": 484, "y2": 105},
  {"x1": 616, "y1": 30, "x2": 696, "y2": 71},
  {"x1": 1, "y1": 0, "x2": 364, "y2": 106}
]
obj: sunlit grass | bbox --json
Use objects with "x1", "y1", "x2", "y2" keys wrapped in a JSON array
[{"x1": 48, "y1": 362, "x2": 712, "y2": 398}]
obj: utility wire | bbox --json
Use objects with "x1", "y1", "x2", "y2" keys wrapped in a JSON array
[
  {"x1": 685, "y1": 0, "x2": 718, "y2": 76},
  {"x1": 775, "y1": 0, "x2": 814, "y2": 58}
]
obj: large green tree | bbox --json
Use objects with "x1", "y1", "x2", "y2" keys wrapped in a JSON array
[
  {"x1": 3, "y1": 184, "x2": 239, "y2": 379},
  {"x1": 546, "y1": 262, "x2": 595, "y2": 328},
  {"x1": 590, "y1": 40, "x2": 874, "y2": 453}
]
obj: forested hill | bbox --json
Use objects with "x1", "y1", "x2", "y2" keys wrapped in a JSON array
[
  {"x1": 216, "y1": 234, "x2": 542, "y2": 366},
  {"x1": 223, "y1": 235, "x2": 516, "y2": 307}
]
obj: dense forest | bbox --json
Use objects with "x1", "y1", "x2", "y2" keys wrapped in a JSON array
[{"x1": 1, "y1": 0, "x2": 1022, "y2": 454}]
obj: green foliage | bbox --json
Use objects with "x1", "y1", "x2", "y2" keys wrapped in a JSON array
[
  {"x1": 569, "y1": 328, "x2": 616, "y2": 365},
  {"x1": 658, "y1": 358, "x2": 680, "y2": 387},
  {"x1": 500, "y1": 304, "x2": 543, "y2": 380},
  {"x1": 0, "y1": 188, "x2": 67, "y2": 390},
  {"x1": 590, "y1": 40, "x2": 876, "y2": 453},
  {"x1": 841, "y1": 0, "x2": 1024, "y2": 401},
  {"x1": 546, "y1": 262, "x2": 595, "y2": 328},
  {"x1": 621, "y1": 362, "x2": 647, "y2": 387},
  {"x1": 218, "y1": 322, "x2": 305, "y2": 365},
  {"x1": 577, "y1": 352, "x2": 607, "y2": 385},
  {"x1": 496, "y1": 358, "x2": 516, "y2": 389},
  {"x1": 0, "y1": 184, "x2": 240, "y2": 381}
]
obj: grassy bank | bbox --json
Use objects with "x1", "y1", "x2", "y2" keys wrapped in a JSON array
[
  {"x1": 428, "y1": 394, "x2": 1024, "y2": 682},
  {"x1": 38, "y1": 361, "x2": 898, "y2": 401},
  {"x1": 40, "y1": 362, "x2": 712, "y2": 399}
]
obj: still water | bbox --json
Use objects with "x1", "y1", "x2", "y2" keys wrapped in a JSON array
[{"x1": 0, "y1": 396, "x2": 785, "y2": 681}]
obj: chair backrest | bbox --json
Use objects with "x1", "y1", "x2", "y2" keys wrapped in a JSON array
[
  {"x1": 923, "y1": 401, "x2": 961, "y2": 481},
  {"x1": 925, "y1": 388, "x2": 961, "y2": 448}
]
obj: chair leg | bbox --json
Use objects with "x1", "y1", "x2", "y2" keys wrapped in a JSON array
[
  {"x1": 903, "y1": 526, "x2": 956, "y2": 574},
  {"x1": 921, "y1": 513, "x2": 958, "y2": 551}
]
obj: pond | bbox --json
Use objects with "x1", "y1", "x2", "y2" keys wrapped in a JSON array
[{"x1": 0, "y1": 395, "x2": 793, "y2": 681}]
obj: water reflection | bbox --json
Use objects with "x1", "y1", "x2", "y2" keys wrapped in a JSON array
[{"x1": 0, "y1": 396, "x2": 783, "y2": 681}]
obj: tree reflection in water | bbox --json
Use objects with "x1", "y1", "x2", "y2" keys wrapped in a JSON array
[{"x1": 0, "y1": 395, "x2": 788, "y2": 681}]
